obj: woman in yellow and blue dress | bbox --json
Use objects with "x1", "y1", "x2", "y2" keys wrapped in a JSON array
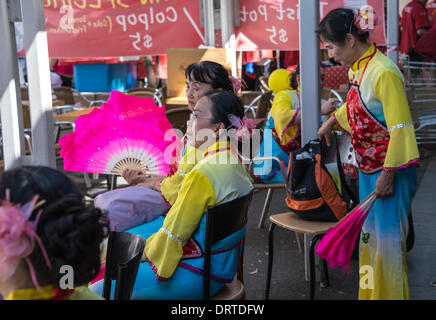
[
  {"x1": 0, "y1": 166, "x2": 107, "y2": 300},
  {"x1": 253, "y1": 66, "x2": 338, "y2": 183},
  {"x1": 90, "y1": 90, "x2": 254, "y2": 299},
  {"x1": 317, "y1": 8, "x2": 420, "y2": 300},
  {"x1": 95, "y1": 61, "x2": 236, "y2": 232}
]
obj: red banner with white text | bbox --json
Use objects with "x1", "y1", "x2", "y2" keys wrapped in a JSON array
[
  {"x1": 43, "y1": 0, "x2": 204, "y2": 58},
  {"x1": 235, "y1": 0, "x2": 386, "y2": 51}
]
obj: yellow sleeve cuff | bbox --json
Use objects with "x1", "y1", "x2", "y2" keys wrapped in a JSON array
[
  {"x1": 383, "y1": 125, "x2": 420, "y2": 170},
  {"x1": 332, "y1": 103, "x2": 351, "y2": 133}
]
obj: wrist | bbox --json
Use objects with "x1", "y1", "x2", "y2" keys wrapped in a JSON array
[
  {"x1": 381, "y1": 170, "x2": 395, "y2": 179},
  {"x1": 325, "y1": 116, "x2": 336, "y2": 128}
]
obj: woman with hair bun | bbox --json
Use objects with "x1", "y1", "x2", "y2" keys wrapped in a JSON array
[
  {"x1": 90, "y1": 90, "x2": 254, "y2": 299},
  {"x1": 0, "y1": 166, "x2": 108, "y2": 300},
  {"x1": 96, "y1": 61, "x2": 238, "y2": 233},
  {"x1": 317, "y1": 8, "x2": 420, "y2": 300}
]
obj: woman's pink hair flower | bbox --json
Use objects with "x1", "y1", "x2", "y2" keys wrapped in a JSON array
[
  {"x1": 0, "y1": 194, "x2": 52, "y2": 291},
  {"x1": 354, "y1": 7, "x2": 377, "y2": 34},
  {"x1": 228, "y1": 114, "x2": 264, "y2": 141}
]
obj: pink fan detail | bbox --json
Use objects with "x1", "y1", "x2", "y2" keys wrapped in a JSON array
[
  {"x1": 316, "y1": 191, "x2": 376, "y2": 273},
  {"x1": 59, "y1": 91, "x2": 181, "y2": 176}
]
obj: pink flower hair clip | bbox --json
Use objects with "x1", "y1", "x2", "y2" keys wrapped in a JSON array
[
  {"x1": 0, "y1": 190, "x2": 52, "y2": 291},
  {"x1": 353, "y1": 7, "x2": 377, "y2": 34},
  {"x1": 228, "y1": 114, "x2": 264, "y2": 141},
  {"x1": 229, "y1": 76, "x2": 248, "y2": 94}
]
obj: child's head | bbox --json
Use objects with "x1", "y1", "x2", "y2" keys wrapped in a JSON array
[
  {"x1": 268, "y1": 69, "x2": 292, "y2": 94},
  {"x1": 0, "y1": 166, "x2": 108, "y2": 291}
]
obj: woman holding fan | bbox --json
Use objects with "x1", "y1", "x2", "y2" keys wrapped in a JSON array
[
  {"x1": 94, "y1": 61, "x2": 237, "y2": 232},
  {"x1": 90, "y1": 90, "x2": 254, "y2": 299},
  {"x1": 317, "y1": 8, "x2": 419, "y2": 300}
]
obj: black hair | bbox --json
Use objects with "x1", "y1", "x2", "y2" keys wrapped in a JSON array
[
  {"x1": 290, "y1": 64, "x2": 300, "y2": 90},
  {"x1": 317, "y1": 8, "x2": 370, "y2": 45},
  {"x1": 0, "y1": 166, "x2": 109, "y2": 287},
  {"x1": 185, "y1": 61, "x2": 234, "y2": 93},
  {"x1": 202, "y1": 90, "x2": 244, "y2": 128},
  {"x1": 201, "y1": 90, "x2": 254, "y2": 158}
]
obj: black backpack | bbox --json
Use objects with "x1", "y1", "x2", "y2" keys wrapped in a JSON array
[{"x1": 285, "y1": 139, "x2": 357, "y2": 222}]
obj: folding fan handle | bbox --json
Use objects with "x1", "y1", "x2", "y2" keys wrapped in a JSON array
[
  {"x1": 111, "y1": 167, "x2": 166, "y2": 177},
  {"x1": 334, "y1": 190, "x2": 376, "y2": 227}
]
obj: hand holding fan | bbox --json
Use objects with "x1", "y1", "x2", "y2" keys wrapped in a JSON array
[
  {"x1": 316, "y1": 191, "x2": 377, "y2": 273},
  {"x1": 59, "y1": 91, "x2": 181, "y2": 176}
]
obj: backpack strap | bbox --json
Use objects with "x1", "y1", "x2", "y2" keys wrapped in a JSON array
[{"x1": 333, "y1": 134, "x2": 358, "y2": 207}]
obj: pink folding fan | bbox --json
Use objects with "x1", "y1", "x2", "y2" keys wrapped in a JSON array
[
  {"x1": 316, "y1": 191, "x2": 377, "y2": 273},
  {"x1": 59, "y1": 91, "x2": 181, "y2": 176}
]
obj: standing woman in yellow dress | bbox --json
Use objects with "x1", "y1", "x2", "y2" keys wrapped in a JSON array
[{"x1": 317, "y1": 8, "x2": 420, "y2": 300}]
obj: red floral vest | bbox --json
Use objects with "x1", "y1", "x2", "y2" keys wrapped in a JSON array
[{"x1": 346, "y1": 50, "x2": 390, "y2": 174}]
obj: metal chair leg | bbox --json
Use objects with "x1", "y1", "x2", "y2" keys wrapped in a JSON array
[
  {"x1": 309, "y1": 234, "x2": 322, "y2": 300},
  {"x1": 320, "y1": 258, "x2": 329, "y2": 288},
  {"x1": 257, "y1": 188, "x2": 274, "y2": 229},
  {"x1": 295, "y1": 232, "x2": 303, "y2": 254},
  {"x1": 107, "y1": 174, "x2": 117, "y2": 190},
  {"x1": 83, "y1": 173, "x2": 92, "y2": 189},
  {"x1": 265, "y1": 223, "x2": 276, "y2": 300}
]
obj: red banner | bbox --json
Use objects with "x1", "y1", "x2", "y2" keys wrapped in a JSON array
[
  {"x1": 44, "y1": 0, "x2": 204, "y2": 58},
  {"x1": 235, "y1": 0, "x2": 386, "y2": 51}
]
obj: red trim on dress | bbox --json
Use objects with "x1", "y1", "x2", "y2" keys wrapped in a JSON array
[
  {"x1": 382, "y1": 158, "x2": 420, "y2": 171},
  {"x1": 49, "y1": 288, "x2": 75, "y2": 300},
  {"x1": 161, "y1": 192, "x2": 172, "y2": 210},
  {"x1": 145, "y1": 256, "x2": 169, "y2": 282},
  {"x1": 281, "y1": 108, "x2": 300, "y2": 139},
  {"x1": 177, "y1": 262, "x2": 233, "y2": 283}
]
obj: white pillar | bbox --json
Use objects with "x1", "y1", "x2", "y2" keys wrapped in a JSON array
[
  {"x1": 203, "y1": 0, "x2": 215, "y2": 47},
  {"x1": 0, "y1": 0, "x2": 27, "y2": 169},
  {"x1": 387, "y1": 0, "x2": 399, "y2": 64},
  {"x1": 299, "y1": 0, "x2": 321, "y2": 282},
  {"x1": 22, "y1": 0, "x2": 56, "y2": 168},
  {"x1": 299, "y1": 0, "x2": 320, "y2": 145},
  {"x1": 221, "y1": 0, "x2": 237, "y2": 76}
]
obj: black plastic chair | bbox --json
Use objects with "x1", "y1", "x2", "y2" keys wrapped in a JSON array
[
  {"x1": 165, "y1": 106, "x2": 191, "y2": 136},
  {"x1": 203, "y1": 192, "x2": 253, "y2": 300},
  {"x1": 102, "y1": 231, "x2": 146, "y2": 300}
]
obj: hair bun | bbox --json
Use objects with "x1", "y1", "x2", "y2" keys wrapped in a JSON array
[{"x1": 33, "y1": 193, "x2": 108, "y2": 286}]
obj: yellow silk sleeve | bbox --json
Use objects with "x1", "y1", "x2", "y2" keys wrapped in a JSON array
[
  {"x1": 270, "y1": 90, "x2": 299, "y2": 145},
  {"x1": 374, "y1": 70, "x2": 420, "y2": 170},
  {"x1": 160, "y1": 145, "x2": 201, "y2": 205},
  {"x1": 332, "y1": 103, "x2": 352, "y2": 133},
  {"x1": 144, "y1": 169, "x2": 216, "y2": 280},
  {"x1": 160, "y1": 174, "x2": 183, "y2": 206}
]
